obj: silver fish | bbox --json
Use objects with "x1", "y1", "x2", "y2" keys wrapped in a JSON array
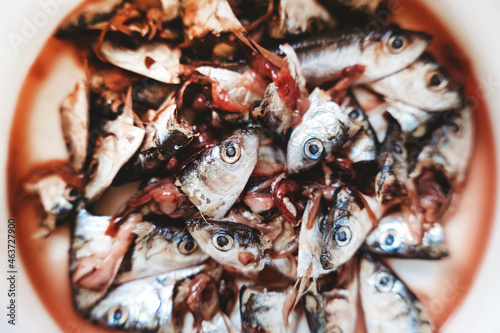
[
  {"x1": 99, "y1": 40, "x2": 182, "y2": 84},
  {"x1": 90, "y1": 265, "x2": 206, "y2": 332},
  {"x1": 339, "y1": 96, "x2": 378, "y2": 163},
  {"x1": 359, "y1": 254, "x2": 435, "y2": 333},
  {"x1": 269, "y1": 0, "x2": 336, "y2": 38},
  {"x1": 186, "y1": 217, "x2": 271, "y2": 273},
  {"x1": 60, "y1": 79, "x2": 89, "y2": 173},
  {"x1": 199, "y1": 312, "x2": 238, "y2": 333},
  {"x1": 409, "y1": 105, "x2": 474, "y2": 186},
  {"x1": 287, "y1": 89, "x2": 360, "y2": 173},
  {"x1": 114, "y1": 219, "x2": 209, "y2": 284},
  {"x1": 364, "y1": 212, "x2": 448, "y2": 259},
  {"x1": 85, "y1": 94, "x2": 145, "y2": 201},
  {"x1": 240, "y1": 285, "x2": 300, "y2": 333},
  {"x1": 304, "y1": 260, "x2": 358, "y2": 333},
  {"x1": 70, "y1": 209, "x2": 136, "y2": 313},
  {"x1": 176, "y1": 127, "x2": 260, "y2": 219},
  {"x1": 293, "y1": 27, "x2": 432, "y2": 86},
  {"x1": 386, "y1": 100, "x2": 439, "y2": 138},
  {"x1": 375, "y1": 119, "x2": 408, "y2": 206},
  {"x1": 321, "y1": 188, "x2": 373, "y2": 270},
  {"x1": 368, "y1": 53, "x2": 462, "y2": 112},
  {"x1": 24, "y1": 174, "x2": 81, "y2": 236}
]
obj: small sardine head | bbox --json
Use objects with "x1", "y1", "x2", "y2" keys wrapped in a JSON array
[
  {"x1": 362, "y1": 26, "x2": 432, "y2": 81},
  {"x1": 187, "y1": 218, "x2": 271, "y2": 270}
]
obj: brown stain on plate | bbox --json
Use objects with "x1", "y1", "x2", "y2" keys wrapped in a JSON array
[{"x1": 6, "y1": 0, "x2": 497, "y2": 332}]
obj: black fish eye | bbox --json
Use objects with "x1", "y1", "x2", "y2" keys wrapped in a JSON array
[
  {"x1": 178, "y1": 234, "x2": 198, "y2": 255},
  {"x1": 375, "y1": 272, "x2": 394, "y2": 292},
  {"x1": 334, "y1": 226, "x2": 352, "y2": 247},
  {"x1": 64, "y1": 186, "x2": 80, "y2": 203},
  {"x1": 221, "y1": 142, "x2": 241, "y2": 164},
  {"x1": 65, "y1": 140, "x2": 72, "y2": 153},
  {"x1": 107, "y1": 305, "x2": 128, "y2": 327},
  {"x1": 304, "y1": 138, "x2": 324, "y2": 160},
  {"x1": 450, "y1": 121, "x2": 461, "y2": 134},
  {"x1": 426, "y1": 70, "x2": 448, "y2": 91},
  {"x1": 388, "y1": 35, "x2": 407, "y2": 53},
  {"x1": 348, "y1": 109, "x2": 361, "y2": 119},
  {"x1": 380, "y1": 229, "x2": 401, "y2": 252},
  {"x1": 393, "y1": 144, "x2": 403, "y2": 154},
  {"x1": 212, "y1": 232, "x2": 234, "y2": 251}
]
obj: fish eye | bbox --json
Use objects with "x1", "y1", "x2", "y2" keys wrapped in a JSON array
[
  {"x1": 304, "y1": 138, "x2": 324, "y2": 160},
  {"x1": 388, "y1": 35, "x2": 407, "y2": 53},
  {"x1": 379, "y1": 229, "x2": 401, "y2": 252},
  {"x1": 88, "y1": 159, "x2": 99, "y2": 179},
  {"x1": 63, "y1": 186, "x2": 79, "y2": 202},
  {"x1": 65, "y1": 139, "x2": 73, "y2": 153},
  {"x1": 334, "y1": 226, "x2": 352, "y2": 247},
  {"x1": 393, "y1": 143, "x2": 403, "y2": 154},
  {"x1": 111, "y1": 100, "x2": 125, "y2": 115},
  {"x1": 212, "y1": 232, "x2": 234, "y2": 251},
  {"x1": 348, "y1": 108, "x2": 362, "y2": 120},
  {"x1": 375, "y1": 271, "x2": 394, "y2": 292},
  {"x1": 178, "y1": 233, "x2": 199, "y2": 255},
  {"x1": 449, "y1": 119, "x2": 462, "y2": 135},
  {"x1": 425, "y1": 70, "x2": 448, "y2": 91},
  {"x1": 221, "y1": 142, "x2": 241, "y2": 164},
  {"x1": 107, "y1": 305, "x2": 128, "y2": 327}
]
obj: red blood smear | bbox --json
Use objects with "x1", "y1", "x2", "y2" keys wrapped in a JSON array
[
  {"x1": 24, "y1": 160, "x2": 86, "y2": 191},
  {"x1": 144, "y1": 56, "x2": 156, "y2": 69},
  {"x1": 211, "y1": 84, "x2": 244, "y2": 113}
]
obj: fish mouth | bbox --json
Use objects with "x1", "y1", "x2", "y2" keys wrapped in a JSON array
[{"x1": 320, "y1": 253, "x2": 334, "y2": 270}]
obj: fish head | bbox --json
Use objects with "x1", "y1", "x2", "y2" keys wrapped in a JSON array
[
  {"x1": 25, "y1": 174, "x2": 81, "y2": 223},
  {"x1": 90, "y1": 277, "x2": 173, "y2": 331},
  {"x1": 361, "y1": 27, "x2": 432, "y2": 81},
  {"x1": 320, "y1": 216, "x2": 366, "y2": 270},
  {"x1": 177, "y1": 127, "x2": 260, "y2": 219},
  {"x1": 186, "y1": 218, "x2": 271, "y2": 271},
  {"x1": 287, "y1": 102, "x2": 359, "y2": 173}
]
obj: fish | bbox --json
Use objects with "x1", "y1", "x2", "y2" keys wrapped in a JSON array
[
  {"x1": 287, "y1": 88, "x2": 360, "y2": 173},
  {"x1": 98, "y1": 39, "x2": 182, "y2": 84},
  {"x1": 409, "y1": 105, "x2": 474, "y2": 187},
  {"x1": 292, "y1": 26, "x2": 432, "y2": 86},
  {"x1": 304, "y1": 260, "x2": 358, "y2": 333},
  {"x1": 364, "y1": 212, "x2": 449, "y2": 259},
  {"x1": 375, "y1": 118, "x2": 409, "y2": 207},
  {"x1": 359, "y1": 254, "x2": 435, "y2": 333},
  {"x1": 268, "y1": 0, "x2": 336, "y2": 38},
  {"x1": 84, "y1": 92, "x2": 145, "y2": 202},
  {"x1": 240, "y1": 285, "x2": 300, "y2": 333},
  {"x1": 114, "y1": 218, "x2": 209, "y2": 284},
  {"x1": 176, "y1": 127, "x2": 260, "y2": 219},
  {"x1": 24, "y1": 174, "x2": 81, "y2": 236},
  {"x1": 60, "y1": 79, "x2": 89, "y2": 173},
  {"x1": 339, "y1": 95, "x2": 378, "y2": 163},
  {"x1": 70, "y1": 209, "x2": 138, "y2": 313},
  {"x1": 186, "y1": 217, "x2": 272, "y2": 273},
  {"x1": 118, "y1": 97, "x2": 194, "y2": 181},
  {"x1": 320, "y1": 188, "x2": 374, "y2": 270},
  {"x1": 368, "y1": 53, "x2": 462, "y2": 112},
  {"x1": 385, "y1": 100, "x2": 440, "y2": 138},
  {"x1": 89, "y1": 265, "x2": 206, "y2": 332}
]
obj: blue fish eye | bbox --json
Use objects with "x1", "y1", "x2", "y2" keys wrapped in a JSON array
[
  {"x1": 348, "y1": 109, "x2": 361, "y2": 119},
  {"x1": 385, "y1": 234, "x2": 395, "y2": 246},
  {"x1": 304, "y1": 138, "x2": 324, "y2": 160},
  {"x1": 107, "y1": 305, "x2": 128, "y2": 327}
]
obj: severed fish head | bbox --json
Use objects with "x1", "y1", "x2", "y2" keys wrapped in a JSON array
[
  {"x1": 186, "y1": 218, "x2": 271, "y2": 273},
  {"x1": 360, "y1": 26, "x2": 432, "y2": 82},
  {"x1": 176, "y1": 127, "x2": 260, "y2": 219},
  {"x1": 359, "y1": 254, "x2": 435, "y2": 333}
]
